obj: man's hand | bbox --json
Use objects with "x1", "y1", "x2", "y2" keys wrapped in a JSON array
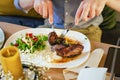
[
  {"x1": 34, "y1": 0, "x2": 53, "y2": 24},
  {"x1": 19, "y1": 0, "x2": 53, "y2": 24},
  {"x1": 75, "y1": 0, "x2": 108, "y2": 25}
]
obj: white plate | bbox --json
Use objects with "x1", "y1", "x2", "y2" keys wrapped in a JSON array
[
  {"x1": 4, "y1": 28, "x2": 91, "y2": 68},
  {"x1": 0, "y1": 28, "x2": 5, "y2": 49}
]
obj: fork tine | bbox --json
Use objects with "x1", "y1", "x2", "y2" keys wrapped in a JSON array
[
  {"x1": 60, "y1": 23, "x2": 74, "y2": 38},
  {"x1": 60, "y1": 29, "x2": 69, "y2": 38}
]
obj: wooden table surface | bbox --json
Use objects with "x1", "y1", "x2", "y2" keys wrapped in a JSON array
[{"x1": 0, "y1": 22, "x2": 119, "y2": 80}]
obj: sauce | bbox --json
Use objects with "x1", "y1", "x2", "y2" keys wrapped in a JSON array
[
  {"x1": 51, "y1": 37, "x2": 83, "y2": 63},
  {"x1": 52, "y1": 54, "x2": 81, "y2": 63}
]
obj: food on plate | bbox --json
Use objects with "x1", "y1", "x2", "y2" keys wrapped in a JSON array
[
  {"x1": 48, "y1": 31, "x2": 84, "y2": 58},
  {"x1": 11, "y1": 33, "x2": 48, "y2": 54},
  {"x1": 52, "y1": 44, "x2": 83, "y2": 58},
  {"x1": 48, "y1": 31, "x2": 59, "y2": 45},
  {"x1": 9, "y1": 31, "x2": 84, "y2": 63}
]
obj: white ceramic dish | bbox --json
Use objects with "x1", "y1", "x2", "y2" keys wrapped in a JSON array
[
  {"x1": 0, "y1": 28, "x2": 5, "y2": 49},
  {"x1": 4, "y1": 28, "x2": 91, "y2": 68}
]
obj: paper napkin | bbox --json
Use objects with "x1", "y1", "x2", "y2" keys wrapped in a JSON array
[
  {"x1": 63, "y1": 48, "x2": 104, "y2": 80},
  {"x1": 77, "y1": 67, "x2": 107, "y2": 80}
]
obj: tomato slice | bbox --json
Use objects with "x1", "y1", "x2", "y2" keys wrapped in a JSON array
[{"x1": 26, "y1": 33, "x2": 33, "y2": 38}]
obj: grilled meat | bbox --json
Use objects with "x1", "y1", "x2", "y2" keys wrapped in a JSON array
[
  {"x1": 48, "y1": 31, "x2": 65, "y2": 45},
  {"x1": 53, "y1": 44, "x2": 83, "y2": 57},
  {"x1": 48, "y1": 31, "x2": 84, "y2": 58},
  {"x1": 48, "y1": 31, "x2": 58, "y2": 45}
]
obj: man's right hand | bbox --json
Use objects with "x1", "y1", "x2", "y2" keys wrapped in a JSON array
[
  {"x1": 19, "y1": 0, "x2": 53, "y2": 24},
  {"x1": 34, "y1": 0, "x2": 53, "y2": 24}
]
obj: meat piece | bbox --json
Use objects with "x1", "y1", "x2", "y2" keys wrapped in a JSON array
[
  {"x1": 48, "y1": 31, "x2": 84, "y2": 58},
  {"x1": 54, "y1": 44, "x2": 84, "y2": 58},
  {"x1": 48, "y1": 31, "x2": 65, "y2": 45},
  {"x1": 52, "y1": 44, "x2": 66, "y2": 51},
  {"x1": 48, "y1": 31, "x2": 58, "y2": 45},
  {"x1": 55, "y1": 37, "x2": 65, "y2": 44}
]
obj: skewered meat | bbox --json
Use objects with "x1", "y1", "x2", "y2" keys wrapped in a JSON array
[{"x1": 48, "y1": 31, "x2": 84, "y2": 58}]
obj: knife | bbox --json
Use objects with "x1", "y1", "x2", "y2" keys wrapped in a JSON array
[
  {"x1": 0, "y1": 28, "x2": 5, "y2": 49},
  {"x1": 60, "y1": 17, "x2": 83, "y2": 38}
]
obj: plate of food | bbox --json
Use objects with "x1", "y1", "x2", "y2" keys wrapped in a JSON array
[{"x1": 4, "y1": 28, "x2": 91, "y2": 68}]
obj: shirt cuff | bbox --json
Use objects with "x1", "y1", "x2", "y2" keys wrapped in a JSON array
[{"x1": 14, "y1": 0, "x2": 29, "y2": 13}]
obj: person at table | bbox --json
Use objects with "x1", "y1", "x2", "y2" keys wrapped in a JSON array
[
  {"x1": 0, "y1": 0, "x2": 44, "y2": 28},
  {"x1": 14, "y1": 0, "x2": 119, "y2": 42}
]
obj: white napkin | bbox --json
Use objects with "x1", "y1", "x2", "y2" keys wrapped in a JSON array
[
  {"x1": 63, "y1": 48, "x2": 104, "y2": 80},
  {"x1": 77, "y1": 68, "x2": 107, "y2": 80}
]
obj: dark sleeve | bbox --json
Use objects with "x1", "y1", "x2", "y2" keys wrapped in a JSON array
[{"x1": 100, "y1": 6, "x2": 116, "y2": 29}]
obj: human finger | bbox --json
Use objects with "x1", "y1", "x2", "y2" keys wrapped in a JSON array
[
  {"x1": 48, "y1": 0, "x2": 53, "y2": 24},
  {"x1": 42, "y1": 0, "x2": 48, "y2": 18},
  {"x1": 34, "y1": 2, "x2": 40, "y2": 14},
  {"x1": 34, "y1": 0, "x2": 44, "y2": 16},
  {"x1": 95, "y1": 2, "x2": 105, "y2": 16},
  {"x1": 82, "y1": 2, "x2": 90, "y2": 21},
  {"x1": 38, "y1": 3, "x2": 43, "y2": 16},
  {"x1": 75, "y1": 1, "x2": 84, "y2": 25},
  {"x1": 89, "y1": 3, "x2": 96, "y2": 18}
]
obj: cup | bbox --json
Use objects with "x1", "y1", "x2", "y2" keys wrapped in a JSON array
[{"x1": 0, "y1": 46, "x2": 23, "y2": 80}]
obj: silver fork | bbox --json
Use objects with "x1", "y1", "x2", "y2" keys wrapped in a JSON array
[
  {"x1": 51, "y1": 23, "x2": 55, "y2": 31},
  {"x1": 60, "y1": 22, "x2": 76, "y2": 38},
  {"x1": 60, "y1": 16, "x2": 83, "y2": 38}
]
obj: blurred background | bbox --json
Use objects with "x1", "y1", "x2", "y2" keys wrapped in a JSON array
[{"x1": 101, "y1": 11, "x2": 120, "y2": 45}]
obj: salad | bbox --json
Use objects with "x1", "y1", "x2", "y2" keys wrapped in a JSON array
[{"x1": 11, "y1": 33, "x2": 48, "y2": 54}]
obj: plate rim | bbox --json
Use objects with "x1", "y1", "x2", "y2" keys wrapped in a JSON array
[{"x1": 0, "y1": 28, "x2": 5, "y2": 48}]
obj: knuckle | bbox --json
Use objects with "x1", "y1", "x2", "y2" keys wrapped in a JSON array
[{"x1": 96, "y1": 8, "x2": 101, "y2": 16}]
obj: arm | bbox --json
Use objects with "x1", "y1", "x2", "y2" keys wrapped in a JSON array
[{"x1": 106, "y1": 0, "x2": 120, "y2": 12}]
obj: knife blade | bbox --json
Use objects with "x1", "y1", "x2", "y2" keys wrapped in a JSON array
[{"x1": 60, "y1": 17, "x2": 83, "y2": 38}]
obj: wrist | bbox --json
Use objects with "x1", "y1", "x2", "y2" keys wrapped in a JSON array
[{"x1": 19, "y1": 0, "x2": 34, "y2": 11}]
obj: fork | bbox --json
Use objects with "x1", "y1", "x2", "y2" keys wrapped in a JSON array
[
  {"x1": 51, "y1": 23, "x2": 55, "y2": 32},
  {"x1": 60, "y1": 22, "x2": 76, "y2": 38},
  {"x1": 60, "y1": 16, "x2": 83, "y2": 38}
]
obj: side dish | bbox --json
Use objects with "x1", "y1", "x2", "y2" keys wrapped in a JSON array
[{"x1": 11, "y1": 33, "x2": 48, "y2": 54}]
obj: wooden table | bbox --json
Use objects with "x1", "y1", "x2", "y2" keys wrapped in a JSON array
[{"x1": 0, "y1": 22, "x2": 119, "y2": 80}]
